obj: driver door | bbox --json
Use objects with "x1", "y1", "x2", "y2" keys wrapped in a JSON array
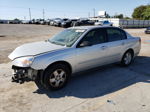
[{"x1": 75, "y1": 28, "x2": 108, "y2": 72}]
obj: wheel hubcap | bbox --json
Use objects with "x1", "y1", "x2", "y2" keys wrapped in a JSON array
[
  {"x1": 124, "y1": 52, "x2": 132, "y2": 65},
  {"x1": 49, "y1": 69, "x2": 66, "y2": 87}
]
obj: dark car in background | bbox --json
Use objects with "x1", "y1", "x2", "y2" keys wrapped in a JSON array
[
  {"x1": 9, "y1": 19, "x2": 22, "y2": 24},
  {"x1": 73, "y1": 18, "x2": 94, "y2": 26},
  {"x1": 34, "y1": 19, "x2": 45, "y2": 25},
  {"x1": 145, "y1": 27, "x2": 150, "y2": 34},
  {"x1": 61, "y1": 19, "x2": 78, "y2": 28},
  {"x1": 43, "y1": 19, "x2": 50, "y2": 25},
  {"x1": 59, "y1": 18, "x2": 69, "y2": 27},
  {"x1": 0, "y1": 20, "x2": 9, "y2": 24}
]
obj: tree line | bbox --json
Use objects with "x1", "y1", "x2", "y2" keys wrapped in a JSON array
[
  {"x1": 107, "y1": 4, "x2": 150, "y2": 20},
  {"x1": 132, "y1": 5, "x2": 150, "y2": 20}
]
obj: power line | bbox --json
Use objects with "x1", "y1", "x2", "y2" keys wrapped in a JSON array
[
  {"x1": 0, "y1": 5, "x2": 95, "y2": 19},
  {"x1": 0, "y1": 5, "x2": 88, "y2": 14}
]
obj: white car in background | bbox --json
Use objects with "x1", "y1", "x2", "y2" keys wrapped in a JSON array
[{"x1": 95, "y1": 20, "x2": 113, "y2": 26}]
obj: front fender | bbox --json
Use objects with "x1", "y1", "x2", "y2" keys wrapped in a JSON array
[{"x1": 30, "y1": 48, "x2": 76, "y2": 72}]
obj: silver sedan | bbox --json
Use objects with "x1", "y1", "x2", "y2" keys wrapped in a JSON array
[{"x1": 9, "y1": 26, "x2": 141, "y2": 90}]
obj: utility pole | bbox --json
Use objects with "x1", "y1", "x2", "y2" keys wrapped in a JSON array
[
  {"x1": 88, "y1": 12, "x2": 90, "y2": 18},
  {"x1": 29, "y1": 8, "x2": 31, "y2": 20},
  {"x1": 43, "y1": 9, "x2": 45, "y2": 20},
  {"x1": 24, "y1": 16, "x2": 26, "y2": 20},
  {"x1": 93, "y1": 8, "x2": 95, "y2": 17}
]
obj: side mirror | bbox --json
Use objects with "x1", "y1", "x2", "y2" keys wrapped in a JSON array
[{"x1": 79, "y1": 41, "x2": 92, "y2": 47}]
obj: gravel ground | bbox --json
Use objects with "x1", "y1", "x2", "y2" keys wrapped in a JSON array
[
  {"x1": 0, "y1": 24, "x2": 63, "y2": 64},
  {"x1": 0, "y1": 24, "x2": 150, "y2": 112}
]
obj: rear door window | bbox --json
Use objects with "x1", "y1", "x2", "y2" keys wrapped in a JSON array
[{"x1": 106, "y1": 28, "x2": 127, "y2": 42}]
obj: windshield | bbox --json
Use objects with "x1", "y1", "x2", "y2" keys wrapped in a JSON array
[{"x1": 48, "y1": 29, "x2": 86, "y2": 47}]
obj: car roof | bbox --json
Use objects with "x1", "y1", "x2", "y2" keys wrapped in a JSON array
[{"x1": 69, "y1": 26, "x2": 118, "y2": 30}]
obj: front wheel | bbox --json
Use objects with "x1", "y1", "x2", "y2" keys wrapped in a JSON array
[
  {"x1": 34, "y1": 72, "x2": 46, "y2": 91},
  {"x1": 121, "y1": 51, "x2": 133, "y2": 66},
  {"x1": 44, "y1": 64, "x2": 71, "y2": 90}
]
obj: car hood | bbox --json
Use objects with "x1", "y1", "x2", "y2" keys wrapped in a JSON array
[{"x1": 8, "y1": 41, "x2": 66, "y2": 60}]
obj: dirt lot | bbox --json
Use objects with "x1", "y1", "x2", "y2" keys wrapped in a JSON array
[
  {"x1": 0, "y1": 24, "x2": 150, "y2": 112},
  {"x1": 0, "y1": 24, "x2": 63, "y2": 64}
]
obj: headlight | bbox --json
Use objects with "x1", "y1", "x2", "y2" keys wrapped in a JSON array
[{"x1": 13, "y1": 56, "x2": 34, "y2": 67}]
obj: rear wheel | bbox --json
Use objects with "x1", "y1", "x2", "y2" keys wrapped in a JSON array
[
  {"x1": 121, "y1": 51, "x2": 133, "y2": 66},
  {"x1": 44, "y1": 64, "x2": 71, "y2": 90}
]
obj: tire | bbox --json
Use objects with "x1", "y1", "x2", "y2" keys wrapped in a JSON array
[
  {"x1": 121, "y1": 51, "x2": 133, "y2": 66},
  {"x1": 58, "y1": 23, "x2": 61, "y2": 27},
  {"x1": 34, "y1": 72, "x2": 46, "y2": 91},
  {"x1": 44, "y1": 64, "x2": 71, "y2": 90}
]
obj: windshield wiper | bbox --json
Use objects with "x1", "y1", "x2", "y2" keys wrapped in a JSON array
[{"x1": 48, "y1": 40, "x2": 65, "y2": 46}]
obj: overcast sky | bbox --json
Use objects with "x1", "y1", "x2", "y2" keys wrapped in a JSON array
[{"x1": 0, "y1": 0, "x2": 150, "y2": 20}]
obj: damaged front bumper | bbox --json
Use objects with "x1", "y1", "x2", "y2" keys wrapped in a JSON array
[{"x1": 12, "y1": 65, "x2": 38, "y2": 84}]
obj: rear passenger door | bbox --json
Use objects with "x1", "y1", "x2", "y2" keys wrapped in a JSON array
[{"x1": 105, "y1": 28, "x2": 127, "y2": 62}]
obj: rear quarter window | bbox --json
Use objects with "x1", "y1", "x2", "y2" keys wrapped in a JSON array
[{"x1": 106, "y1": 28, "x2": 127, "y2": 42}]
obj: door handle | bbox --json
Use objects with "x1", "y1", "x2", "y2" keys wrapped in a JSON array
[
  {"x1": 121, "y1": 42, "x2": 125, "y2": 45},
  {"x1": 101, "y1": 46, "x2": 107, "y2": 50}
]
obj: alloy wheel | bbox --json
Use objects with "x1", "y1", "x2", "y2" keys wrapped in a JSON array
[
  {"x1": 49, "y1": 69, "x2": 66, "y2": 87},
  {"x1": 124, "y1": 52, "x2": 132, "y2": 65}
]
